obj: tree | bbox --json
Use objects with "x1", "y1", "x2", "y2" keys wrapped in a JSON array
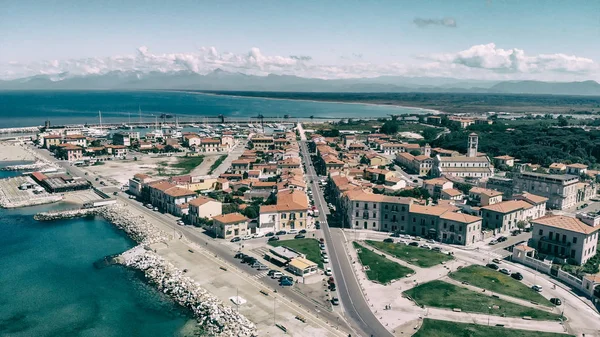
[
  {"x1": 422, "y1": 128, "x2": 438, "y2": 141},
  {"x1": 265, "y1": 192, "x2": 277, "y2": 205},
  {"x1": 360, "y1": 156, "x2": 370, "y2": 165},
  {"x1": 557, "y1": 115, "x2": 569, "y2": 127},
  {"x1": 409, "y1": 150, "x2": 421, "y2": 156},
  {"x1": 454, "y1": 182, "x2": 473, "y2": 195},
  {"x1": 380, "y1": 120, "x2": 400, "y2": 135},
  {"x1": 242, "y1": 205, "x2": 259, "y2": 219},
  {"x1": 516, "y1": 220, "x2": 527, "y2": 230}
]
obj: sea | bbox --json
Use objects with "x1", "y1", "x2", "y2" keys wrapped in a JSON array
[
  {"x1": 0, "y1": 170, "x2": 192, "y2": 337},
  {"x1": 0, "y1": 90, "x2": 428, "y2": 128}
]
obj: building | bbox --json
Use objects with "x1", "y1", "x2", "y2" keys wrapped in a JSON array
[
  {"x1": 259, "y1": 189, "x2": 309, "y2": 233},
  {"x1": 213, "y1": 213, "x2": 249, "y2": 239},
  {"x1": 395, "y1": 152, "x2": 434, "y2": 176},
  {"x1": 112, "y1": 133, "x2": 131, "y2": 147},
  {"x1": 163, "y1": 186, "x2": 197, "y2": 216},
  {"x1": 129, "y1": 173, "x2": 152, "y2": 197},
  {"x1": 199, "y1": 138, "x2": 221, "y2": 152},
  {"x1": 494, "y1": 155, "x2": 515, "y2": 168},
  {"x1": 566, "y1": 163, "x2": 588, "y2": 176},
  {"x1": 423, "y1": 177, "x2": 454, "y2": 199},
  {"x1": 468, "y1": 187, "x2": 503, "y2": 206},
  {"x1": 531, "y1": 214, "x2": 599, "y2": 265},
  {"x1": 288, "y1": 257, "x2": 318, "y2": 277},
  {"x1": 486, "y1": 176, "x2": 514, "y2": 197},
  {"x1": 183, "y1": 134, "x2": 201, "y2": 148},
  {"x1": 433, "y1": 133, "x2": 493, "y2": 180},
  {"x1": 63, "y1": 134, "x2": 87, "y2": 148},
  {"x1": 105, "y1": 145, "x2": 128, "y2": 157},
  {"x1": 230, "y1": 159, "x2": 252, "y2": 174},
  {"x1": 188, "y1": 196, "x2": 222, "y2": 226},
  {"x1": 441, "y1": 188, "x2": 463, "y2": 200},
  {"x1": 480, "y1": 200, "x2": 535, "y2": 233},
  {"x1": 44, "y1": 135, "x2": 62, "y2": 149},
  {"x1": 549, "y1": 163, "x2": 567, "y2": 174},
  {"x1": 513, "y1": 172, "x2": 589, "y2": 210},
  {"x1": 251, "y1": 136, "x2": 274, "y2": 151},
  {"x1": 511, "y1": 192, "x2": 548, "y2": 220},
  {"x1": 56, "y1": 144, "x2": 83, "y2": 162}
]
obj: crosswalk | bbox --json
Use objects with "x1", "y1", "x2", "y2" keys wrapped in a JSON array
[{"x1": 251, "y1": 271, "x2": 270, "y2": 280}]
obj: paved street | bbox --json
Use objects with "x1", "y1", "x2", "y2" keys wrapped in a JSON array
[{"x1": 298, "y1": 122, "x2": 393, "y2": 337}]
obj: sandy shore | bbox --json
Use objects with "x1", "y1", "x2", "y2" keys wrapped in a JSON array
[{"x1": 0, "y1": 141, "x2": 37, "y2": 162}]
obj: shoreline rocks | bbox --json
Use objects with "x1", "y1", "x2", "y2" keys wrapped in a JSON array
[
  {"x1": 34, "y1": 208, "x2": 100, "y2": 221},
  {"x1": 121, "y1": 250, "x2": 257, "y2": 337}
]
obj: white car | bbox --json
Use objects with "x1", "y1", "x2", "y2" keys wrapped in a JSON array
[
  {"x1": 242, "y1": 235, "x2": 253, "y2": 240},
  {"x1": 532, "y1": 285, "x2": 543, "y2": 292},
  {"x1": 420, "y1": 244, "x2": 431, "y2": 250},
  {"x1": 325, "y1": 267, "x2": 332, "y2": 276},
  {"x1": 499, "y1": 268, "x2": 511, "y2": 275},
  {"x1": 398, "y1": 239, "x2": 408, "y2": 245},
  {"x1": 253, "y1": 233, "x2": 265, "y2": 238},
  {"x1": 323, "y1": 257, "x2": 329, "y2": 263},
  {"x1": 288, "y1": 229, "x2": 299, "y2": 234}
]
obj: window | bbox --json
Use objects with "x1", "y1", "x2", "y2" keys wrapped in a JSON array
[
  {"x1": 373, "y1": 212, "x2": 377, "y2": 217},
  {"x1": 356, "y1": 203, "x2": 359, "y2": 207},
  {"x1": 573, "y1": 237, "x2": 577, "y2": 244},
  {"x1": 355, "y1": 221, "x2": 358, "y2": 226},
  {"x1": 549, "y1": 232, "x2": 553, "y2": 240},
  {"x1": 282, "y1": 214, "x2": 287, "y2": 219},
  {"x1": 539, "y1": 229, "x2": 543, "y2": 236},
  {"x1": 412, "y1": 217, "x2": 416, "y2": 223},
  {"x1": 385, "y1": 214, "x2": 388, "y2": 219},
  {"x1": 401, "y1": 216, "x2": 405, "y2": 221},
  {"x1": 356, "y1": 212, "x2": 359, "y2": 216},
  {"x1": 373, "y1": 203, "x2": 377, "y2": 209},
  {"x1": 385, "y1": 205, "x2": 389, "y2": 210},
  {"x1": 373, "y1": 222, "x2": 376, "y2": 227}
]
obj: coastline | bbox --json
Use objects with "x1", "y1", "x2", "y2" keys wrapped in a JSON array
[{"x1": 167, "y1": 89, "x2": 444, "y2": 115}]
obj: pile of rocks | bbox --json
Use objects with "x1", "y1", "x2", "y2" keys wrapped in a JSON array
[
  {"x1": 98, "y1": 205, "x2": 169, "y2": 245},
  {"x1": 34, "y1": 208, "x2": 100, "y2": 221},
  {"x1": 1, "y1": 160, "x2": 55, "y2": 171},
  {"x1": 123, "y1": 250, "x2": 257, "y2": 337}
]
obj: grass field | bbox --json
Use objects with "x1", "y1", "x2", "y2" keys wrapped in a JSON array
[
  {"x1": 170, "y1": 156, "x2": 205, "y2": 175},
  {"x1": 404, "y1": 280, "x2": 560, "y2": 321},
  {"x1": 366, "y1": 240, "x2": 453, "y2": 268},
  {"x1": 414, "y1": 319, "x2": 573, "y2": 337},
  {"x1": 268, "y1": 238, "x2": 323, "y2": 268},
  {"x1": 208, "y1": 155, "x2": 227, "y2": 174},
  {"x1": 449, "y1": 265, "x2": 552, "y2": 306},
  {"x1": 353, "y1": 242, "x2": 414, "y2": 284}
]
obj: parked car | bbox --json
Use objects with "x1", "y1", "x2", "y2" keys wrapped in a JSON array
[
  {"x1": 299, "y1": 229, "x2": 307, "y2": 234},
  {"x1": 271, "y1": 271, "x2": 283, "y2": 279},
  {"x1": 322, "y1": 256, "x2": 329, "y2": 263},
  {"x1": 383, "y1": 238, "x2": 394, "y2": 243},
  {"x1": 280, "y1": 278, "x2": 294, "y2": 286},
  {"x1": 328, "y1": 282, "x2": 336, "y2": 291},
  {"x1": 499, "y1": 268, "x2": 511, "y2": 275},
  {"x1": 408, "y1": 242, "x2": 419, "y2": 247},
  {"x1": 257, "y1": 264, "x2": 269, "y2": 270},
  {"x1": 315, "y1": 222, "x2": 321, "y2": 229},
  {"x1": 497, "y1": 236, "x2": 508, "y2": 242},
  {"x1": 325, "y1": 267, "x2": 332, "y2": 276},
  {"x1": 532, "y1": 285, "x2": 543, "y2": 292},
  {"x1": 153, "y1": 207, "x2": 159, "y2": 211},
  {"x1": 113, "y1": 191, "x2": 119, "y2": 196},
  {"x1": 320, "y1": 244, "x2": 326, "y2": 250},
  {"x1": 242, "y1": 256, "x2": 257, "y2": 264},
  {"x1": 420, "y1": 244, "x2": 432, "y2": 250},
  {"x1": 550, "y1": 298, "x2": 562, "y2": 305},
  {"x1": 267, "y1": 269, "x2": 277, "y2": 277},
  {"x1": 276, "y1": 230, "x2": 287, "y2": 235},
  {"x1": 432, "y1": 246, "x2": 441, "y2": 252},
  {"x1": 288, "y1": 229, "x2": 299, "y2": 234},
  {"x1": 489, "y1": 240, "x2": 498, "y2": 245},
  {"x1": 486, "y1": 263, "x2": 499, "y2": 270},
  {"x1": 319, "y1": 238, "x2": 325, "y2": 243},
  {"x1": 231, "y1": 237, "x2": 241, "y2": 243},
  {"x1": 398, "y1": 239, "x2": 408, "y2": 245},
  {"x1": 426, "y1": 239, "x2": 436, "y2": 244},
  {"x1": 294, "y1": 234, "x2": 306, "y2": 239},
  {"x1": 253, "y1": 233, "x2": 265, "y2": 238},
  {"x1": 268, "y1": 236, "x2": 280, "y2": 242},
  {"x1": 492, "y1": 258, "x2": 501, "y2": 264},
  {"x1": 265, "y1": 232, "x2": 275, "y2": 237},
  {"x1": 251, "y1": 262, "x2": 263, "y2": 268},
  {"x1": 234, "y1": 252, "x2": 245, "y2": 259},
  {"x1": 511, "y1": 272, "x2": 523, "y2": 280},
  {"x1": 331, "y1": 297, "x2": 339, "y2": 305}
]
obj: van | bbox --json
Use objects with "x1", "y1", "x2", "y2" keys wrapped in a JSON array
[{"x1": 272, "y1": 272, "x2": 283, "y2": 279}]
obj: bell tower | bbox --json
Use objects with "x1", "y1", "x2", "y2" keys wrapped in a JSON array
[{"x1": 467, "y1": 133, "x2": 478, "y2": 158}]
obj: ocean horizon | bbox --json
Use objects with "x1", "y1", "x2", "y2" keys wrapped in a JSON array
[{"x1": 0, "y1": 90, "x2": 428, "y2": 128}]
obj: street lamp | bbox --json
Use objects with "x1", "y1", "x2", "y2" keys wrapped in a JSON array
[{"x1": 487, "y1": 306, "x2": 491, "y2": 326}]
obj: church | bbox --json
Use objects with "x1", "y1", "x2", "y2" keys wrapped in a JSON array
[{"x1": 433, "y1": 133, "x2": 494, "y2": 181}]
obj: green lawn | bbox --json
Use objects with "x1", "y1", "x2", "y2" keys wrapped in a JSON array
[
  {"x1": 172, "y1": 156, "x2": 205, "y2": 174},
  {"x1": 365, "y1": 240, "x2": 453, "y2": 268},
  {"x1": 268, "y1": 238, "x2": 323, "y2": 268},
  {"x1": 208, "y1": 155, "x2": 227, "y2": 174},
  {"x1": 353, "y1": 242, "x2": 414, "y2": 284},
  {"x1": 414, "y1": 319, "x2": 573, "y2": 337},
  {"x1": 449, "y1": 265, "x2": 552, "y2": 306},
  {"x1": 404, "y1": 280, "x2": 560, "y2": 321}
]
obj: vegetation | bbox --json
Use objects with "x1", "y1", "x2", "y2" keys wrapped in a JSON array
[
  {"x1": 381, "y1": 187, "x2": 431, "y2": 199},
  {"x1": 171, "y1": 156, "x2": 205, "y2": 174},
  {"x1": 414, "y1": 319, "x2": 573, "y2": 337},
  {"x1": 404, "y1": 281, "x2": 561, "y2": 321},
  {"x1": 366, "y1": 240, "x2": 453, "y2": 268},
  {"x1": 208, "y1": 155, "x2": 227, "y2": 174},
  {"x1": 268, "y1": 239, "x2": 323, "y2": 268},
  {"x1": 380, "y1": 120, "x2": 400, "y2": 134},
  {"x1": 352, "y1": 242, "x2": 414, "y2": 284},
  {"x1": 449, "y1": 265, "x2": 551, "y2": 305},
  {"x1": 431, "y1": 122, "x2": 600, "y2": 167},
  {"x1": 561, "y1": 245, "x2": 600, "y2": 277}
]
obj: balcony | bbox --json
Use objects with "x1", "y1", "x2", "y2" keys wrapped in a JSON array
[{"x1": 539, "y1": 236, "x2": 571, "y2": 248}]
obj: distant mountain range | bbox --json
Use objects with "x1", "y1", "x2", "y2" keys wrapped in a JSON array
[{"x1": 1, "y1": 69, "x2": 600, "y2": 96}]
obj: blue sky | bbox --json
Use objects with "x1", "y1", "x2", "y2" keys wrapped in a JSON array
[{"x1": 1, "y1": 0, "x2": 599, "y2": 80}]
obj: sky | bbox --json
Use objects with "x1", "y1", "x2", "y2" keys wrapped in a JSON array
[{"x1": 1, "y1": 0, "x2": 600, "y2": 81}]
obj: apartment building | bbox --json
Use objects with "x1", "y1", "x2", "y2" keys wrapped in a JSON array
[
  {"x1": 468, "y1": 187, "x2": 503, "y2": 206},
  {"x1": 251, "y1": 136, "x2": 274, "y2": 151},
  {"x1": 199, "y1": 138, "x2": 221, "y2": 153},
  {"x1": 566, "y1": 164, "x2": 588, "y2": 176},
  {"x1": 213, "y1": 213, "x2": 249, "y2": 239},
  {"x1": 423, "y1": 177, "x2": 454, "y2": 198},
  {"x1": 480, "y1": 200, "x2": 535, "y2": 233},
  {"x1": 396, "y1": 152, "x2": 434, "y2": 176},
  {"x1": 258, "y1": 190, "x2": 309, "y2": 233},
  {"x1": 381, "y1": 142, "x2": 429, "y2": 156},
  {"x1": 63, "y1": 134, "x2": 88, "y2": 148},
  {"x1": 188, "y1": 196, "x2": 222, "y2": 226},
  {"x1": 513, "y1": 172, "x2": 591, "y2": 210},
  {"x1": 511, "y1": 192, "x2": 548, "y2": 220},
  {"x1": 112, "y1": 132, "x2": 131, "y2": 147},
  {"x1": 493, "y1": 155, "x2": 515, "y2": 168},
  {"x1": 230, "y1": 159, "x2": 253, "y2": 174},
  {"x1": 163, "y1": 186, "x2": 197, "y2": 216},
  {"x1": 486, "y1": 176, "x2": 515, "y2": 197},
  {"x1": 531, "y1": 214, "x2": 599, "y2": 265},
  {"x1": 56, "y1": 144, "x2": 83, "y2": 161},
  {"x1": 183, "y1": 134, "x2": 201, "y2": 148}
]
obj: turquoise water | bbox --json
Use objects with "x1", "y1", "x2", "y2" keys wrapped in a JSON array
[
  {"x1": 0, "y1": 192, "x2": 190, "y2": 336},
  {"x1": 0, "y1": 90, "x2": 425, "y2": 128}
]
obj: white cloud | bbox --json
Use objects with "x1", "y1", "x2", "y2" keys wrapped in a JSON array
[
  {"x1": 0, "y1": 44, "x2": 597, "y2": 81},
  {"x1": 430, "y1": 43, "x2": 596, "y2": 74}
]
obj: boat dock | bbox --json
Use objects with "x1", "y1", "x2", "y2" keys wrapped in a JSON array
[{"x1": 0, "y1": 175, "x2": 62, "y2": 208}]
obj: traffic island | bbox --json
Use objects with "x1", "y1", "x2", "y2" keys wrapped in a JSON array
[
  {"x1": 365, "y1": 240, "x2": 453, "y2": 268},
  {"x1": 413, "y1": 318, "x2": 574, "y2": 337},
  {"x1": 353, "y1": 242, "x2": 414, "y2": 284}
]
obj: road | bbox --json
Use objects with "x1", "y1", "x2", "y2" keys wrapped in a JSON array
[{"x1": 298, "y1": 122, "x2": 393, "y2": 337}]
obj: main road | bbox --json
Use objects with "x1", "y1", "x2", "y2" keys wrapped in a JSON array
[{"x1": 297, "y1": 123, "x2": 393, "y2": 337}]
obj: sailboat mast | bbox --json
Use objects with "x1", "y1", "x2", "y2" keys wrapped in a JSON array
[{"x1": 99, "y1": 111, "x2": 103, "y2": 129}]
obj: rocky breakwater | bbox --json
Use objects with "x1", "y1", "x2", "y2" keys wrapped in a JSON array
[
  {"x1": 122, "y1": 250, "x2": 257, "y2": 337},
  {"x1": 97, "y1": 205, "x2": 169, "y2": 244},
  {"x1": 34, "y1": 207, "x2": 101, "y2": 221}
]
